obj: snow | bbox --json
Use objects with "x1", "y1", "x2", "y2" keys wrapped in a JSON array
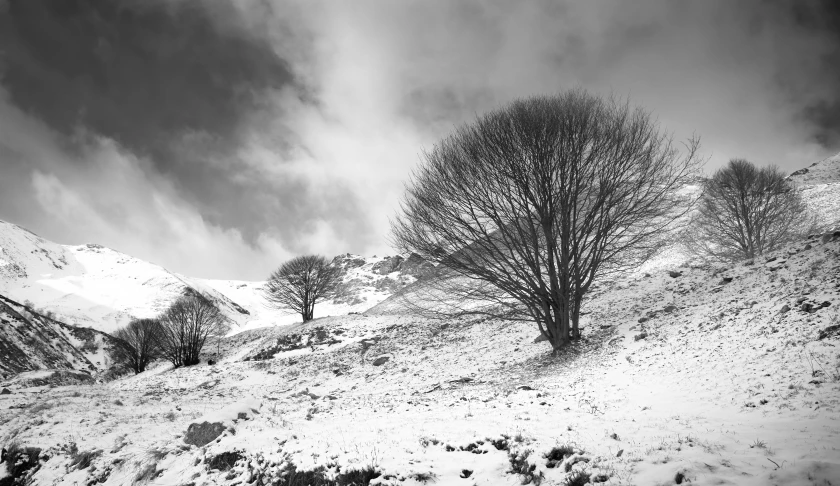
[
  {"x1": 1, "y1": 154, "x2": 840, "y2": 484},
  {"x1": 2, "y1": 232, "x2": 839, "y2": 485}
]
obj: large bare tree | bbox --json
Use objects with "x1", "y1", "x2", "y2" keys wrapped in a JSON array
[
  {"x1": 391, "y1": 90, "x2": 701, "y2": 354},
  {"x1": 156, "y1": 295, "x2": 228, "y2": 367},
  {"x1": 263, "y1": 255, "x2": 343, "y2": 322},
  {"x1": 683, "y1": 159, "x2": 814, "y2": 262},
  {"x1": 111, "y1": 318, "x2": 162, "y2": 374}
]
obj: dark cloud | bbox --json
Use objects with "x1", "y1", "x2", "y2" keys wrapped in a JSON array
[
  {"x1": 0, "y1": 0, "x2": 290, "y2": 159},
  {"x1": 2, "y1": 0, "x2": 840, "y2": 279},
  {"x1": 786, "y1": 0, "x2": 840, "y2": 149},
  {"x1": 0, "y1": 0, "x2": 339, "y2": 247}
]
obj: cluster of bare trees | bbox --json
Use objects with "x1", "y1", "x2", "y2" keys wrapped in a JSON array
[
  {"x1": 110, "y1": 294, "x2": 228, "y2": 373},
  {"x1": 391, "y1": 89, "x2": 701, "y2": 354}
]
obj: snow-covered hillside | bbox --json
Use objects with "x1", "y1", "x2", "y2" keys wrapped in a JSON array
[
  {"x1": 0, "y1": 220, "x2": 427, "y2": 338},
  {"x1": 0, "y1": 294, "x2": 119, "y2": 379},
  {"x1": 0, "y1": 219, "x2": 253, "y2": 334},
  {"x1": 788, "y1": 152, "x2": 840, "y2": 231},
  {"x1": 2, "y1": 231, "x2": 839, "y2": 485}
]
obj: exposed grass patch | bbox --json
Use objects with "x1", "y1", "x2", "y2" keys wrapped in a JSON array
[
  {"x1": 2, "y1": 441, "x2": 42, "y2": 483},
  {"x1": 206, "y1": 450, "x2": 243, "y2": 471},
  {"x1": 508, "y1": 449, "x2": 542, "y2": 485},
  {"x1": 563, "y1": 470, "x2": 591, "y2": 486}
]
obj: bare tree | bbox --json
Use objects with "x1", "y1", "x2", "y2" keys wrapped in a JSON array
[
  {"x1": 683, "y1": 159, "x2": 814, "y2": 262},
  {"x1": 110, "y1": 318, "x2": 162, "y2": 374},
  {"x1": 263, "y1": 255, "x2": 342, "y2": 322},
  {"x1": 156, "y1": 295, "x2": 229, "y2": 367},
  {"x1": 391, "y1": 90, "x2": 701, "y2": 355}
]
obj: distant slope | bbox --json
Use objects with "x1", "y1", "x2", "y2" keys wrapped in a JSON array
[
  {"x1": 0, "y1": 220, "x2": 434, "y2": 337},
  {"x1": 789, "y1": 152, "x2": 840, "y2": 230},
  {"x1": 0, "y1": 220, "x2": 253, "y2": 334},
  {"x1": 0, "y1": 293, "x2": 119, "y2": 379}
]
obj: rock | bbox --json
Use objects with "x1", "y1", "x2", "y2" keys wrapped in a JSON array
[
  {"x1": 0, "y1": 388, "x2": 10, "y2": 395},
  {"x1": 372, "y1": 255, "x2": 404, "y2": 275},
  {"x1": 780, "y1": 304, "x2": 791, "y2": 314},
  {"x1": 533, "y1": 333, "x2": 549, "y2": 343},
  {"x1": 668, "y1": 270, "x2": 682, "y2": 278},
  {"x1": 637, "y1": 317, "x2": 648, "y2": 324},
  {"x1": 634, "y1": 333, "x2": 647, "y2": 341},
  {"x1": 599, "y1": 324, "x2": 613, "y2": 330},
  {"x1": 721, "y1": 276, "x2": 733, "y2": 284},
  {"x1": 616, "y1": 449, "x2": 624, "y2": 457},
  {"x1": 818, "y1": 325, "x2": 840, "y2": 340},
  {"x1": 372, "y1": 356, "x2": 390, "y2": 366},
  {"x1": 207, "y1": 359, "x2": 216, "y2": 366},
  {"x1": 822, "y1": 301, "x2": 832, "y2": 308},
  {"x1": 804, "y1": 243, "x2": 812, "y2": 250},
  {"x1": 517, "y1": 385, "x2": 535, "y2": 391},
  {"x1": 401, "y1": 253, "x2": 436, "y2": 278},
  {"x1": 663, "y1": 305, "x2": 677, "y2": 313},
  {"x1": 184, "y1": 421, "x2": 227, "y2": 447}
]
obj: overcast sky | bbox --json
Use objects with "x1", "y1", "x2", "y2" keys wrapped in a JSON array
[{"x1": 1, "y1": 0, "x2": 839, "y2": 279}]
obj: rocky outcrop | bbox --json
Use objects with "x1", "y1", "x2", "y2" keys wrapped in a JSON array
[{"x1": 0, "y1": 294, "x2": 120, "y2": 379}]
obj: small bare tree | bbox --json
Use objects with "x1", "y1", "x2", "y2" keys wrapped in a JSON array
[
  {"x1": 683, "y1": 159, "x2": 813, "y2": 262},
  {"x1": 263, "y1": 255, "x2": 342, "y2": 322},
  {"x1": 156, "y1": 295, "x2": 228, "y2": 367},
  {"x1": 391, "y1": 89, "x2": 701, "y2": 355},
  {"x1": 111, "y1": 318, "x2": 162, "y2": 374}
]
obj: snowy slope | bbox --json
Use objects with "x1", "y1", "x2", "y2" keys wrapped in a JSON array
[
  {"x1": 0, "y1": 220, "x2": 430, "y2": 339},
  {"x1": 2, "y1": 232, "x2": 838, "y2": 485},
  {"x1": 788, "y1": 152, "x2": 840, "y2": 230},
  {"x1": 0, "y1": 220, "x2": 254, "y2": 334},
  {"x1": 0, "y1": 293, "x2": 119, "y2": 379}
]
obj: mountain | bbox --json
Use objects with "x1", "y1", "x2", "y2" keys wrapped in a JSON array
[
  {"x1": 3, "y1": 230, "x2": 839, "y2": 485},
  {"x1": 0, "y1": 293, "x2": 120, "y2": 380},
  {"x1": 0, "y1": 220, "x2": 430, "y2": 339}
]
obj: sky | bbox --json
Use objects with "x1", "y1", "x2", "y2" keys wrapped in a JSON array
[{"x1": 1, "y1": 0, "x2": 839, "y2": 280}]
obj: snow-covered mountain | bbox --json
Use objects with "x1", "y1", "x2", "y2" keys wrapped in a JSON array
[
  {"x1": 0, "y1": 219, "x2": 431, "y2": 339},
  {"x1": 0, "y1": 293, "x2": 120, "y2": 379}
]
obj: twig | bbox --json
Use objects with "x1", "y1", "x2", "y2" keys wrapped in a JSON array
[{"x1": 767, "y1": 458, "x2": 780, "y2": 469}]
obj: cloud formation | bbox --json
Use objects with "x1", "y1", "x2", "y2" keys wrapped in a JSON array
[{"x1": 1, "y1": 0, "x2": 839, "y2": 279}]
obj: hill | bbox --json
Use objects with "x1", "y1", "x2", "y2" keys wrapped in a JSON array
[
  {"x1": 1, "y1": 231, "x2": 838, "y2": 485},
  {"x1": 0, "y1": 220, "x2": 428, "y2": 338},
  {"x1": 0, "y1": 293, "x2": 120, "y2": 380}
]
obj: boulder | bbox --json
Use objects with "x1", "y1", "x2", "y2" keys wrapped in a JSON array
[
  {"x1": 183, "y1": 398, "x2": 261, "y2": 447},
  {"x1": 668, "y1": 270, "x2": 682, "y2": 278},
  {"x1": 0, "y1": 388, "x2": 11, "y2": 395},
  {"x1": 663, "y1": 305, "x2": 677, "y2": 313},
  {"x1": 779, "y1": 304, "x2": 791, "y2": 314},
  {"x1": 184, "y1": 421, "x2": 227, "y2": 447},
  {"x1": 372, "y1": 356, "x2": 390, "y2": 366},
  {"x1": 634, "y1": 333, "x2": 647, "y2": 341}
]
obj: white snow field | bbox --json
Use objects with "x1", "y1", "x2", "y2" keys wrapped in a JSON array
[
  {"x1": 2, "y1": 231, "x2": 839, "y2": 485},
  {"x1": 1, "y1": 153, "x2": 839, "y2": 485},
  {"x1": 0, "y1": 219, "x2": 411, "y2": 337}
]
